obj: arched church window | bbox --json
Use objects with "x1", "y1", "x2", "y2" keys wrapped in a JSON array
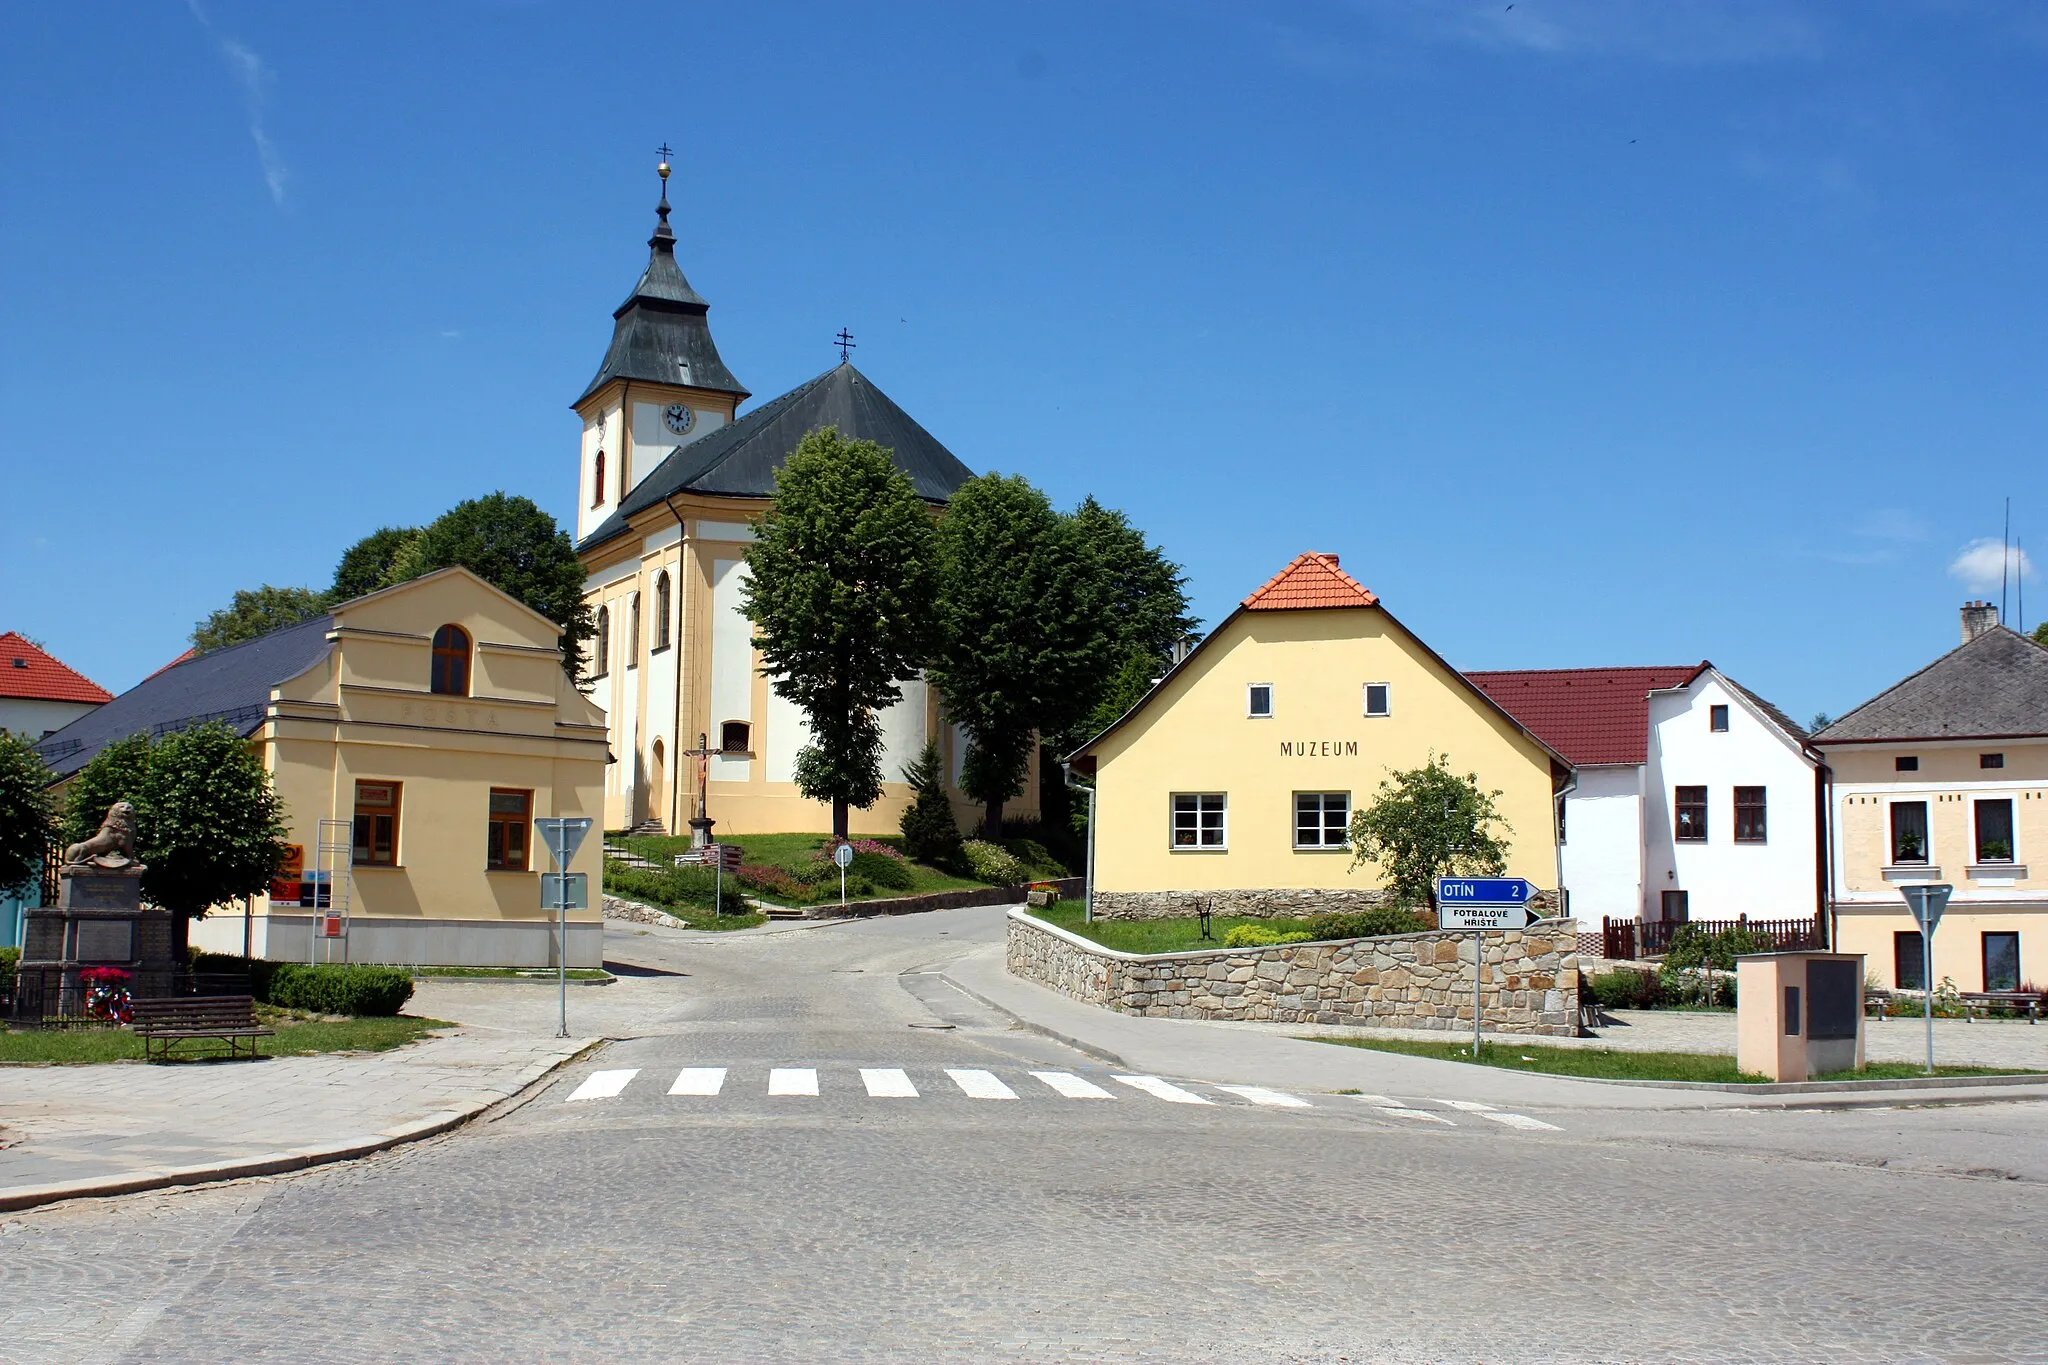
[
  {"x1": 720, "y1": 720, "x2": 751, "y2": 754},
  {"x1": 591, "y1": 451, "x2": 606, "y2": 508},
  {"x1": 430, "y1": 625, "x2": 471, "y2": 696},
  {"x1": 627, "y1": 593, "x2": 641, "y2": 667},
  {"x1": 593, "y1": 607, "x2": 610, "y2": 679},
  {"x1": 653, "y1": 572, "x2": 672, "y2": 650}
]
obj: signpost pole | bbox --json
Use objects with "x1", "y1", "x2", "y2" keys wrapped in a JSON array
[
  {"x1": 1922, "y1": 927, "x2": 1934, "y2": 1076},
  {"x1": 534, "y1": 817, "x2": 592, "y2": 1043},
  {"x1": 557, "y1": 871, "x2": 568, "y2": 1039},
  {"x1": 1435, "y1": 877, "x2": 1537, "y2": 1059},
  {"x1": 1900, "y1": 883, "x2": 1950, "y2": 1077},
  {"x1": 834, "y1": 841, "x2": 854, "y2": 908}
]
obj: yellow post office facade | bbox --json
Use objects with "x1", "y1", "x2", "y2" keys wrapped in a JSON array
[{"x1": 1070, "y1": 553, "x2": 1570, "y2": 919}]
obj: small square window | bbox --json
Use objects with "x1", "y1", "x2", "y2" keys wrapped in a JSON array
[
  {"x1": 1895, "y1": 756, "x2": 1919, "y2": 772},
  {"x1": 1247, "y1": 684, "x2": 1272, "y2": 718},
  {"x1": 1981, "y1": 753, "x2": 2005, "y2": 769},
  {"x1": 1363, "y1": 683, "x2": 1390, "y2": 717},
  {"x1": 1709, "y1": 705, "x2": 1729, "y2": 733}
]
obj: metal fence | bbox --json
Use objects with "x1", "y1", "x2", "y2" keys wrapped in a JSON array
[
  {"x1": 1601, "y1": 914, "x2": 1825, "y2": 962},
  {"x1": 4, "y1": 965, "x2": 252, "y2": 1026}
]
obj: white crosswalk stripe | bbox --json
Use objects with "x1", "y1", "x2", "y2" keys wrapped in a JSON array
[
  {"x1": 945, "y1": 1069, "x2": 1017, "y2": 1100},
  {"x1": 567, "y1": 1069, "x2": 639, "y2": 1102},
  {"x1": 768, "y1": 1067, "x2": 819, "y2": 1096},
  {"x1": 1475, "y1": 1110, "x2": 1562, "y2": 1131},
  {"x1": 668, "y1": 1067, "x2": 726, "y2": 1096},
  {"x1": 1031, "y1": 1071, "x2": 1114, "y2": 1099},
  {"x1": 1113, "y1": 1074, "x2": 1212, "y2": 1105},
  {"x1": 1214, "y1": 1085, "x2": 1311, "y2": 1109},
  {"x1": 1344, "y1": 1094, "x2": 1398, "y2": 1107},
  {"x1": 862, "y1": 1068, "x2": 919, "y2": 1098},
  {"x1": 1440, "y1": 1099, "x2": 1495, "y2": 1112},
  {"x1": 1376, "y1": 1106, "x2": 1455, "y2": 1125}
]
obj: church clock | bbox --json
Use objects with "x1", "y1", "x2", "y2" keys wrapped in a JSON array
[{"x1": 663, "y1": 403, "x2": 695, "y2": 436}]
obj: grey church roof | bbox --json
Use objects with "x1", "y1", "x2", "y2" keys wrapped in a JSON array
[
  {"x1": 1813, "y1": 626, "x2": 2048, "y2": 744},
  {"x1": 580, "y1": 362, "x2": 978, "y2": 551},
  {"x1": 575, "y1": 192, "x2": 747, "y2": 405},
  {"x1": 34, "y1": 615, "x2": 336, "y2": 781}
]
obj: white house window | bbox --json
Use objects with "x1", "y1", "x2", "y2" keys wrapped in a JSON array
[
  {"x1": 1975, "y1": 799, "x2": 2014, "y2": 863},
  {"x1": 1981, "y1": 753, "x2": 2005, "y2": 770},
  {"x1": 1363, "y1": 683, "x2": 1390, "y2": 717},
  {"x1": 1734, "y1": 787, "x2": 1767, "y2": 843},
  {"x1": 1710, "y1": 705, "x2": 1730, "y2": 732},
  {"x1": 1247, "y1": 684, "x2": 1273, "y2": 718},
  {"x1": 1171, "y1": 794, "x2": 1226, "y2": 849},
  {"x1": 1890, "y1": 801, "x2": 1929, "y2": 865},
  {"x1": 1294, "y1": 792, "x2": 1349, "y2": 849}
]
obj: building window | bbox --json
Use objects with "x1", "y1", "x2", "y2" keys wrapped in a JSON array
[
  {"x1": 1171, "y1": 793, "x2": 1226, "y2": 849},
  {"x1": 1981, "y1": 753, "x2": 2005, "y2": 769},
  {"x1": 1890, "y1": 801, "x2": 1929, "y2": 864},
  {"x1": 1895, "y1": 756, "x2": 1919, "y2": 772},
  {"x1": 352, "y1": 781, "x2": 401, "y2": 866},
  {"x1": 1983, "y1": 932, "x2": 2021, "y2": 992},
  {"x1": 719, "y1": 720, "x2": 751, "y2": 754},
  {"x1": 592, "y1": 607, "x2": 610, "y2": 679},
  {"x1": 430, "y1": 624, "x2": 471, "y2": 697},
  {"x1": 653, "y1": 571, "x2": 672, "y2": 651},
  {"x1": 1894, "y1": 930, "x2": 1927, "y2": 991},
  {"x1": 1247, "y1": 684, "x2": 1272, "y2": 718},
  {"x1": 1294, "y1": 792, "x2": 1349, "y2": 849},
  {"x1": 1674, "y1": 786, "x2": 1708, "y2": 841},
  {"x1": 1709, "y1": 705, "x2": 1729, "y2": 733},
  {"x1": 1975, "y1": 798, "x2": 2015, "y2": 863},
  {"x1": 1660, "y1": 890, "x2": 1689, "y2": 922},
  {"x1": 1363, "y1": 683, "x2": 1390, "y2": 717},
  {"x1": 487, "y1": 789, "x2": 531, "y2": 872},
  {"x1": 1733, "y1": 786, "x2": 1767, "y2": 843},
  {"x1": 627, "y1": 593, "x2": 641, "y2": 669},
  {"x1": 591, "y1": 450, "x2": 606, "y2": 507}
]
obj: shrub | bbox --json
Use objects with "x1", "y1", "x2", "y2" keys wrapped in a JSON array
[
  {"x1": 1588, "y1": 970, "x2": 1665, "y2": 1011},
  {"x1": 960, "y1": 839, "x2": 1025, "y2": 886},
  {"x1": 1002, "y1": 837, "x2": 1065, "y2": 878},
  {"x1": 0, "y1": 945, "x2": 18, "y2": 979},
  {"x1": 899, "y1": 740, "x2": 964, "y2": 866},
  {"x1": 603, "y1": 860, "x2": 719, "y2": 911},
  {"x1": 1002, "y1": 813, "x2": 1082, "y2": 877},
  {"x1": 1223, "y1": 924, "x2": 1315, "y2": 948},
  {"x1": 1302, "y1": 906, "x2": 1430, "y2": 940},
  {"x1": 849, "y1": 850, "x2": 915, "y2": 891},
  {"x1": 266, "y1": 963, "x2": 415, "y2": 1016}
]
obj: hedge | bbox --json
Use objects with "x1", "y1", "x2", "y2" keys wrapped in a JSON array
[{"x1": 191, "y1": 953, "x2": 414, "y2": 1016}]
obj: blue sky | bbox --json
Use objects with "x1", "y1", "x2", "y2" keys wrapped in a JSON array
[{"x1": 4, "y1": 1, "x2": 2045, "y2": 726}]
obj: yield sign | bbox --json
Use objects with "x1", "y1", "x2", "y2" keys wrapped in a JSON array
[
  {"x1": 536, "y1": 817, "x2": 593, "y2": 870},
  {"x1": 1900, "y1": 882, "x2": 1952, "y2": 933}
]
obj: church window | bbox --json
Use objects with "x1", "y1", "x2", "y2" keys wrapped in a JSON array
[
  {"x1": 353, "y1": 781, "x2": 401, "y2": 866},
  {"x1": 720, "y1": 721, "x2": 752, "y2": 754},
  {"x1": 627, "y1": 593, "x2": 641, "y2": 668},
  {"x1": 653, "y1": 572, "x2": 672, "y2": 651},
  {"x1": 486, "y1": 789, "x2": 531, "y2": 872},
  {"x1": 430, "y1": 625, "x2": 471, "y2": 696},
  {"x1": 591, "y1": 450, "x2": 606, "y2": 507},
  {"x1": 593, "y1": 607, "x2": 610, "y2": 679}
]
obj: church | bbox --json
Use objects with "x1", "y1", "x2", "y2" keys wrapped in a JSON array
[{"x1": 573, "y1": 159, "x2": 1038, "y2": 837}]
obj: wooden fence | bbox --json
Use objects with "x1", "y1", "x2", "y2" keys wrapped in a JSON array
[{"x1": 1601, "y1": 914, "x2": 1824, "y2": 961}]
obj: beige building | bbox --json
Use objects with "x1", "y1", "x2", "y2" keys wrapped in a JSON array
[
  {"x1": 1069, "y1": 553, "x2": 1570, "y2": 918},
  {"x1": 39, "y1": 569, "x2": 608, "y2": 968},
  {"x1": 569, "y1": 163, "x2": 1033, "y2": 836},
  {"x1": 1817, "y1": 603, "x2": 2048, "y2": 995}
]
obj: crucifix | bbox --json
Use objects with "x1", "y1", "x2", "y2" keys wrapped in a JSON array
[
  {"x1": 835, "y1": 328, "x2": 856, "y2": 363},
  {"x1": 681, "y1": 731, "x2": 718, "y2": 848}
]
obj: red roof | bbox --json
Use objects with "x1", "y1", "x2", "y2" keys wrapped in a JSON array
[
  {"x1": 1242, "y1": 552, "x2": 1379, "y2": 611},
  {"x1": 1463, "y1": 665, "x2": 1703, "y2": 766},
  {"x1": 0, "y1": 631, "x2": 114, "y2": 705},
  {"x1": 146, "y1": 647, "x2": 197, "y2": 680}
]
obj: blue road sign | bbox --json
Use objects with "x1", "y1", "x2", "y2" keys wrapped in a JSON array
[{"x1": 1435, "y1": 877, "x2": 1535, "y2": 906}]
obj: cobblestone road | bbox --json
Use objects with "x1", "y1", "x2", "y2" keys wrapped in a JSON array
[{"x1": 4, "y1": 911, "x2": 2044, "y2": 1363}]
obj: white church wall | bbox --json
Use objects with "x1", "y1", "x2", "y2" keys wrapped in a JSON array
[
  {"x1": 1560, "y1": 765, "x2": 1645, "y2": 924},
  {"x1": 709, "y1": 559, "x2": 754, "y2": 781},
  {"x1": 878, "y1": 679, "x2": 929, "y2": 785},
  {"x1": 766, "y1": 688, "x2": 809, "y2": 784},
  {"x1": 627, "y1": 401, "x2": 726, "y2": 497}
]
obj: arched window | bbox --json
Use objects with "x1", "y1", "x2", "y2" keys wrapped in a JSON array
[
  {"x1": 720, "y1": 720, "x2": 751, "y2": 754},
  {"x1": 430, "y1": 625, "x2": 471, "y2": 696},
  {"x1": 653, "y1": 571, "x2": 672, "y2": 650},
  {"x1": 627, "y1": 592, "x2": 641, "y2": 667},
  {"x1": 591, "y1": 450, "x2": 606, "y2": 508},
  {"x1": 593, "y1": 607, "x2": 610, "y2": 678}
]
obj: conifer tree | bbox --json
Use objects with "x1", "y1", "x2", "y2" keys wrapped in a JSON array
[{"x1": 897, "y1": 739, "x2": 963, "y2": 866}]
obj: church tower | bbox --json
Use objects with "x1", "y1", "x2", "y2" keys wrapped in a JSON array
[{"x1": 572, "y1": 153, "x2": 748, "y2": 544}]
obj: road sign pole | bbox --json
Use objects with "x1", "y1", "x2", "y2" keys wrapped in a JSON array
[
  {"x1": 1473, "y1": 931, "x2": 1483, "y2": 1057},
  {"x1": 534, "y1": 818, "x2": 593, "y2": 1043},
  {"x1": 1922, "y1": 928, "x2": 1934, "y2": 1076},
  {"x1": 558, "y1": 873, "x2": 569, "y2": 1039}
]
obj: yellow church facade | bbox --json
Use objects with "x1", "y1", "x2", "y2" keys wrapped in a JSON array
[{"x1": 1070, "y1": 553, "x2": 1569, "y2": 919}]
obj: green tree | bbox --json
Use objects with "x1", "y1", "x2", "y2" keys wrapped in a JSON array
[
  {"x1": 898, "y1": 739, "x2": 964, "y2": 866},
  {"x1": 332, "y1": 525, "x2": 422, "y2": 601},
  {"x1": 1809, "y1": 712, "x2": 1833, "y2": 733},
  {"x1": 394, "y1": 493, "x2": 594, "y2": 684},
  {"x1": 135, "y1": 723, "x2": 289, "y2": 956},
  {"x1": 0, "y1": 731, "x2": 56, "y2": 892},
  {"x1": 2032, "y1": 622, "x2": 2048, "y2": 648},
  {"x1": 930, "y1": 474, "x2": 1105, "y2": 838},
  {"x1": 192, "y1": 585, "x2": 331, "y2": 653},
  {"x1": 1347, "y1": 753, "x2": 1513, "y2": 915},
  {"x1": 61, "y1": 733, "x2": 153, "y2": 849},
  {"x1": 1056, "y1": 498, "x2": 1197, "y2": 753},
  {"x1": 740, "y1": 429, "x2": 940, "y2": 840}
]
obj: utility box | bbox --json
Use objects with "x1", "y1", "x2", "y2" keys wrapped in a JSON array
[{"x1": 1736, "y1": 952, "x2": 1866, "y2": 1082}]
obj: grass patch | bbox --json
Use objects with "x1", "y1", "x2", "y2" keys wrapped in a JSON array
[
  {"x1": 1030, "y1": 903, "x2": 1317, "y2": 954},
  {"x1": 409, "y1": 966, "x2": 612, "y2": 980},
  {"x1": 0, "y1": 1012, "x2": 452, "y2": 1065},
  {"x1": 1812, "y1": 1062, "x2": 2042, "y2": 1081},
  {"x1": 1307, "y1": 1036, "x2": 1774, "y2": 1083}
]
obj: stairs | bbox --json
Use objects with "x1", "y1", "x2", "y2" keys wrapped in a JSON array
[{"x1": 624, "y1": 818, "x2": 667, "y2": 838}]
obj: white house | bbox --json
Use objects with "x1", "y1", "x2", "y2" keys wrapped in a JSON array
[{"x1": 1468, "y1": 663, "x2": 1823, "y2": 934}]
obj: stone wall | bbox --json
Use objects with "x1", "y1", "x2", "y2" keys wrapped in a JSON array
[
  {"x1": 1006, "y1": 909, "x2": 1580, "y2": 1035},
  {"x1": 1090, "y1": 887, "x2": 1563, "y2": 921}
]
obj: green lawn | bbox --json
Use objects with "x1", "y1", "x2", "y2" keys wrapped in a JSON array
[
  {"x1": 1306, "y1": 1035, "x2": 2042, "y2": 1084},
  {"x1": 0, "y1": 1012, "x2": 452, "y2": 1065},
  {"x1": 612, "y1": 831, "x2": 1063, "y2": 907},
  {"x1": 1813, "y1": 1061, "x2": 2041, "y2": 1081},
  {"x1": 1028, "y1": 903, "x2": 1322, "y2": 954}
]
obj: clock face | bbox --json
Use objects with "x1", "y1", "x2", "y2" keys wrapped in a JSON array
[{"x1": 663, "y1": 403, "x2": 695, "y2": 436}]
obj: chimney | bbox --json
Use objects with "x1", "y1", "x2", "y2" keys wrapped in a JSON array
[{"x1": 1961, "y1": 600, "x2": 2000, "y2": 644}]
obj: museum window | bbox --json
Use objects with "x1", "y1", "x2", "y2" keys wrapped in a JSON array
[
  {"x1": 592, "y1": 607, "x2": 610, "y2": 679},
  {"x1": 627, "y1": 592, "x2": 641, "y2": 669},
  {"x1": 1893, "y1": 930, "x2": 1927, "y2": 991},
  {"x1": 1975, "y1": 798, "x2": 2015, "y2": 863},
  {"x1": 591, "y1": 450, "x2": 606, "y2": 507},
  {"x1": 1895, "y1": 756, "x2": 1919, "y2": 772},
  {"x1": 430, "y1": 624, "x2": 471, "y2": 697},
  {"x1": 1733, "y1": 786, "x2": 1767, "y2": 843},
  {"x1": 653, "y1": 572, "x2": 672, "y2": 651},
  {"x1": 1247, "y1": 683, "x2": 1272, "y2": 718},
  {"x1": 1709, "y1": 704, "x2": 1729, "y2": 733},
  {"x1": 1982, "y1": 932, "x2": 2021, "y2": 993},
  {"x1": 1294, "y1": 792, "x2": 1349, "y2": 849},
  {"x1": 352, "y1": 781, "x2": 401, "y2": 867},
  {"x1": 1674, "y1": 785, "x2": 1708, "y2": 842},
  {"x1": 1890, "y1": 800, "x2": 1929, "y2": 864},
  {"x1": 486, "y1": 788, "x2": 531, "y2": 872},
  {"x1": 1981, "y1": 753, "x2": 2005, "y2": 769},
  {"x1": 1363, "y1": 682, "x2": 1390, "y2": 718},
  {"x1": 1171, "y1": 793, "x2": 1226, "y2": 849},
  {"x1": 720, "y1": 720, "x2": 752, "y2": 754}
]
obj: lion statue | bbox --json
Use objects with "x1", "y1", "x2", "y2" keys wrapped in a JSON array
[{"x1": 64, "y1": 800, "x2": 139, "y2": 868}]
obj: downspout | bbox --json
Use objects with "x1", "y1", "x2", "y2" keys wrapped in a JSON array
[
  {"x1": 1062, "y1": 760, "x2": 1096, "y2": 923},
  {"x1": 664, "y1": 492, "x2": 689, "y2": 837},
  {"x1": 1816, "y1": 757, "x2": 1835, "y2": 951},
  {"x1": 1552, "y1": 765, "x2": 1577, "y2": 926}
]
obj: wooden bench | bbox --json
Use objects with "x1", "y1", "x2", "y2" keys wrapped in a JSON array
[
  {"x1": 1958, "y1": 991, "x2": 2045, "y2": 1024},
  {"x1": 1864, "y1": 989, "x2": 1893, "y2": 1019},
  {"x1": 131, "y1": 995, "x2": 274, "y2": 1061}
]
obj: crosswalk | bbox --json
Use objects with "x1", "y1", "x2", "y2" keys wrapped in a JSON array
[{"x1": 559, "y1": 1064, "x2": 1564, "y2": 1132}]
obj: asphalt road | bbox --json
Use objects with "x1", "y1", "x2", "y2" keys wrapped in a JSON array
[{"x1": 5, "y1": 910, "x2": 2045, "y2": 1364}]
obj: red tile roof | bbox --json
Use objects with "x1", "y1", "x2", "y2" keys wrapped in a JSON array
[
  {"x1": 0, "y1": 632, "x2": 114, "y2": 705},
  {"x1": 1241, "y1": 553, "x2": 1379, "y2": 611},
  {"x1": 1463, "y1": 665, "x2": 1703, "y2": 766},
  {"x1": 146, "y1": 647, "x2": 197, "y2": 680}
]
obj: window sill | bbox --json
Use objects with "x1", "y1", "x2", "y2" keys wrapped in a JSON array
[
  {"x1": 1292, "y1": 845, "x2": 1348, "y2": 853},
  {"x1": 352, "y1": 863, "x2": 405, "y2": 871},
  {"x1": 486, "y1": 868, "x2": 535, "y2": 876},
  {"x1": 1169, "y1": 846, "x2": 1228, "y2": 853},
  {"x1": 1967, "y1": 864, "x2": 2027, "y2": 880},
  {"x1": 1732, "y1": 838, "x2": 1768, "y2": 845},
  {"x1": 650, "y1": 644, "x2": 671, "y2": 655},
  {"x1": 1675, "y1": 837, "x2": 1708, "y2": 844},
  {"x1": 1882, "y1": 864, "x2": 1942, "y2": 882}
]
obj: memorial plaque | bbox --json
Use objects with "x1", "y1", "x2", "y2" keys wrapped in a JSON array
[
  {"x1": 1806, "y1": 959, "x2": 1860, "y2": 1041},
  {"x1": 63, "y1": 875, "x2": 140, "y2": 912},
  {"x1": 75, "y1": 919, "x2": 135, "y2": 962}
]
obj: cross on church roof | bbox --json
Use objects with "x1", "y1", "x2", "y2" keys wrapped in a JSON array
[{"x1": 836, "y1": 328, "x2": 856, "y2": 364}]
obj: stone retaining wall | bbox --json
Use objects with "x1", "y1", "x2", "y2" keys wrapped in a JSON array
[
  {"x1": 1091, "y1": 887, "x2": 1562, "y2": 921},
  {"x1": 1006, "y1": 909, "x2": 1580, "y2": 1035}
]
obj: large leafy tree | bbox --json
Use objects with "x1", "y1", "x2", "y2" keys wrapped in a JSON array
[
  {"x1": 331, "y1": 525, "x2": 422, "y2": 601},
  {"x1": 1347, "y1": 753, "x2": 1513, "y2": 916},
  {"x1": 930, "y1": 474, "x2": 1104, "y2": 837},
  {"x1": 390, "y1": 493, "x2": 594, "y2": 684},
  {"x1": 740, "y1": 428, "x2": 939, "y2": 840},
  {"x1": 0, "y1": 731, "x2": 55, "y2": 892},
  {"x1": 192, "y1": 585, "x2": 331, "y2": 653},
  {"x1": 1052, "y1": 498, "x2": 1197, "y2": 754}
]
